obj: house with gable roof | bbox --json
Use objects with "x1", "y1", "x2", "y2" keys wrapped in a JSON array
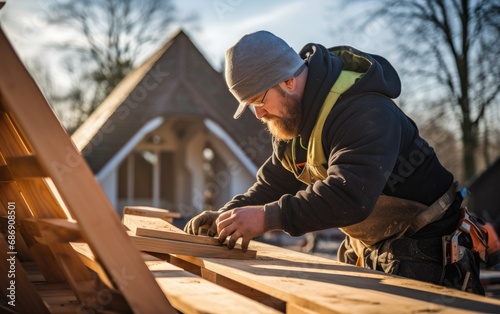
[{"x1": 72, "y1": 29, "x2": 272, "y2": 218}]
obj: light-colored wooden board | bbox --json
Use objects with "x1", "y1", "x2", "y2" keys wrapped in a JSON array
[
  {"x1": 128, "y1": 231, "x2": 257, "y2": 259},
  {"x1": 36, "y1": 218, "x2": 83, "y2": 244},
  {"x1": 175, "y1": 241, "x2": 500, "y2": 314},
  {"x1": 123, "y1": 214, "x2": 220, "y2": 246},
  {"x1": 123, "y1": 206, "x2": 181, "y2": 221}
]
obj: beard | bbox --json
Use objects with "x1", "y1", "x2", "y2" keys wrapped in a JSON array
[{"x1": 262, "y1": 88, "x2": 302, "y2": 142}]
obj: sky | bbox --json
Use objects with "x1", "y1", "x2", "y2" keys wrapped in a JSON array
[{"x1": 0, "y1": 0, "x2": 393, "y2": 73}]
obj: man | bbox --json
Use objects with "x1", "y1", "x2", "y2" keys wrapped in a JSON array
[{"x1": 184, "y1": 31, "x2": 485, "y2": 294}]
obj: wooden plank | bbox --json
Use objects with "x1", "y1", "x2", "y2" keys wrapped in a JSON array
[
  {"x1": 21, "y1": 261, "x2": 45, "y2": 283},
  {"x1": 128, "y1": 231, "x2": 257, "y2": 259},
  {"x1": 175, "y1": 241, "x2": 500, "y2": 314},
  {"x1": 4, "y1": 155, "x2": 47, "y2": 178},
  {"x1": 200, "y1": 268, "x2": 286, "y2": 311},
  {"x1": 123, "y1": 214, "x2": 220, "y2": 246},
  {"x1": 36, "y1": 218, "x2": 83, "y2": 244},
  {"x1": 123, "y1": 206, "x2": 181, "y2": 221},
  {"x1": 0, "y1": 236, "x2": 50, "y2": 313},
  {"x1": 0, "y1": 111, "x2": 32, "y2": 157},
  {"x1": 71, "y1": 243, "x2": 115, "y2": 289},
  {"x1": 14, "y1": 178, "x2": 69, "y2": 219},
  {"x1": 287, "y1": 303, "x2": 318, "y2": 314},
  {"x1": 0, "y1": 28, "x2": 176, "y2": 314},
  {"x1": 0, "y1": 164, "x2": 12, "y2": 182}
]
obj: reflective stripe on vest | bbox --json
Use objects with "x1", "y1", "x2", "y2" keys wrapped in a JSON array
[{"x1": 281, "y1": 70, "x2": 364, "y2": 184}]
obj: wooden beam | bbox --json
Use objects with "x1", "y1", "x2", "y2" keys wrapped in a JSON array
[
  {"x1": 4, "y1": 155, "x2": 46, "y2": 178},
  {"x1": 128, "y1": 231, "x2": 256, "y2": 259},
  {"x1": 70, "y1": 242, "x2": 115, "y2": 289},
  {"x1": 123, "y1": 214, "x2": 220, "y2": 246},
  {"x1": 36, "y1": 218, "x2": 83, "y2": 244},
  {"x1": 123, "y1": 206, "x2": 181, "y2": 223},
  {"x1": 287, "y1": 303, "x2": 317, "y2": 314},
  {"x1": 0, "y1": 165, "x2": 12, "y2": 182}
]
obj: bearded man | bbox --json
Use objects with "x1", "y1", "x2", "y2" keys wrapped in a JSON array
[{"x1": 184, "y1": 31, "x2": 485, "y2": 295}]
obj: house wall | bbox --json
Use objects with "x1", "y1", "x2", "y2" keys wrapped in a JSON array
[
  {"x1": 100, "y1": 168, "x2": 118, "y2": 209},
  {"x1": 103, "y1": 118, "x2": 258, "y2": 219},
  {"x1": 207, "y1": 133, "x2": 255, "y2": 205}
]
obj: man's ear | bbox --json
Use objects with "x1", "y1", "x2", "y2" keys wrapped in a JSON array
[{"x1": 280, "y1": 77, "x2": 296, "y2": 92}]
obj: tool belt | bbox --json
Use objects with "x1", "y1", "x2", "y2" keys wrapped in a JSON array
[
  {"x1": 341, "y1": 183, "x2": 491, "y2": 269},
  {"x1": 340, "y1": 183, "x2": 457, "y2": 248},
  {"x1": 442, "y1": 205, "x2": 488, "y2": 265}
]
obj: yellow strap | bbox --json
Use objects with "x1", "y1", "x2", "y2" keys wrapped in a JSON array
[
  {"x1": 307, "y1": 70, "x2": 364, "y2": 168},
  {"x1": 280, "y1": 70, "x2": 364, "y2": 183}
]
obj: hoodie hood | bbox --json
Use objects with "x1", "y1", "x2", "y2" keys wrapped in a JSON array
[
  {"x1": 297, "y1": 44, "x2": 401, "y2": 143},
  {"x1": 330, "y1": 46, "x2": 401, "y2": 99}
]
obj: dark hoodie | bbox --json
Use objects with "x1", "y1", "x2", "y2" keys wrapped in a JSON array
[{"x1": 220, "y1": 44, "x2": 454, "y2": 237}]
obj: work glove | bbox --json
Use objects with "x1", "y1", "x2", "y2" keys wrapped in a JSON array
[{"x1": 184, "y1": 210, "x2": 220, "y2": 237}]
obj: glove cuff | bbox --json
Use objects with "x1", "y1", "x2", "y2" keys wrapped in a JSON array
[{"x1": 264, "y1": 202, "x2": 284, "y2": 231}]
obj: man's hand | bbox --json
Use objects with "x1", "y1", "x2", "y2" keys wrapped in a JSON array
[
  {"x1": 216, "y1": 206, "x2": 267, "y2": 252},
  {"x1": 184, "y1": 211, "x2": 220, "y2": 237}
]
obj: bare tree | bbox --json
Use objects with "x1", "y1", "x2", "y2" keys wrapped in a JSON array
[
  {"x1": 412, "y1": 100, "x2": 463, "y2": 180},
  {"x1": 44, "y1": 0, "x2": 195, "y2": 132},
  {"x1": 342, "y1": 0, "x2": 500, "y2": 181}
]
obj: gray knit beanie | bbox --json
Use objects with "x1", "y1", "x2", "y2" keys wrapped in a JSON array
[{"x1": 225, "y1": 31, "x2": 305, "y2": 119}]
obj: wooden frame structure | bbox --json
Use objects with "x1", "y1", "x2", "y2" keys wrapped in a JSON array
[{"x1": 1, "y1": 26, "x2": 500, "y2": 313}]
